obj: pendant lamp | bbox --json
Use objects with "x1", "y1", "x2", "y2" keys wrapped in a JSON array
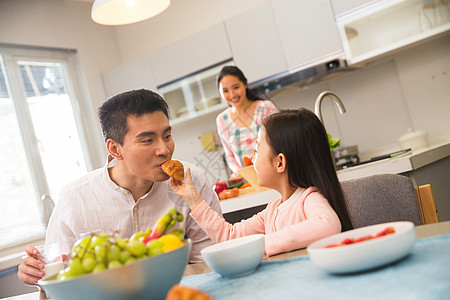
[{"x1": 91, "y1": 0, "x2": 170, "y2": 25}]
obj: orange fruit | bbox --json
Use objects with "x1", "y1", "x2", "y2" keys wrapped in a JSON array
[
  {"x1": 243, "y1": 156, "x2": 253, "y2": 166},
  {"x1": 159, "y1": 234, "x2": 184, "y2": 253}
]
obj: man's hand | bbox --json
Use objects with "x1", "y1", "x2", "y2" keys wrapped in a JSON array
[
  {"x1": 170, "y1": 168, "x2": 202, "y2": 210},
  {"x1": 17, "y1": 245, "x2": 68, "y2": 285},
  {"x1": 17, "y1": 245, "x2": 45, "y2": 285}
]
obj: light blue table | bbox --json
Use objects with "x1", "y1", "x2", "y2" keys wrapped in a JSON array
[{"x1": 181, "y1": 234, "x2": 450, "y2": 299}]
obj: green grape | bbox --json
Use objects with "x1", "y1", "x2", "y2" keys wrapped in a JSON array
[
  {"x1": 127, "y1": 240, "x2": 147, "y2": 257},
  {"x1": 119, "y1": 250, "x2": 131, "y2": 264},
  {"x1": 147, "y1": 239, "x2": 164, "y2": 257},
  {"x1": 71, "y1": 236, "x2": 92, "y2": 258},
  {"x1": 107, "y1": 245, "x2": 121, "y2": 262},
  {"x1": 125, "y1": 257, "x2": 136, "y2": 265},
  {"x1": 82, "y1": 256, "x2": 96, "y2": 273},
  {"x1": 66, "y1": 259, "x2": 85, "y2": 277},
  {"x1": 147, "y1": 247, "x2": 163, "y2": 257},
  {"x1": 92, "y1": 263, "x2": 106, "y2": 274},
  {"x1": 115, "y1": 237, "x2": 127, "y2": 249},
  {"x1": 91, "y1": 235, "x2": 108, "y2": 248},
  {"x1": 94, "y1": 244, "x2": 107, "y2": 261},
  {"x1": 130, "y1": 231, "x2": 144, "y2": 242},
  {"x1": 108, "y1": 260, "x2": 122, "y2": 269}
]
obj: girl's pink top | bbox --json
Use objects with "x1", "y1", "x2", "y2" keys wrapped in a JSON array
[{"x1": 191, "y1": 187, "x2": 342, "y2": 256}]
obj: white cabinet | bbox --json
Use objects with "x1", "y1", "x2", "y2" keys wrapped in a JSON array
[
  {"x1": 330, "y1": 0, "x2": 374, "y2": 16},
  {"x1": 101, "y1": 55, "x2": 157, "y2": 98},
  {"x1": 270, "y1": 0, "x2": 344, "y2": 69},
  {"x1": 336, "y1": 0, "x2": 450, "y2": 65},
  {"x1": 150, "y1": 23, "x2": 232, "y2": 86},
  {"x1": 224, "y1": 2, "x2": 288, "y2": 83},
  {"x1": 157, "y1": 61, "x2": 231, "y2": 125}
]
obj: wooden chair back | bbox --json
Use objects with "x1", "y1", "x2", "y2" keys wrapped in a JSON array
[{"x1": 415, "y1": 184, "x2": 440, "y2": 224}]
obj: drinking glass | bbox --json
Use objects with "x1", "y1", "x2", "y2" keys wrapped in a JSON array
[{"x1": 36, "y1": 242, "x2": 64, "y2": 280}]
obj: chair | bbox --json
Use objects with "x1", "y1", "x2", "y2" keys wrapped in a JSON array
[
  {"x1": 340, "y1": 174, "x2": 422, "y2": 228},
  {"x1": 415, "y1": 184, "x2": 440, "y2": 224}
]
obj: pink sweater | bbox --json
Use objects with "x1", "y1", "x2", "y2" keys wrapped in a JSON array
[{"x1": 191, "y1": 187, "x2": 342, "y2": 256}]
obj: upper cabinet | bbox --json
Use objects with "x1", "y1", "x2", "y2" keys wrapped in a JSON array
[
  {"x1": 101, "y1": 55, "x2": 157, "y2": 98},
  {"x1": 270, "y1": 0, "x2": 344, "y2": 69},
  {"x1": 150, "y1": 23, "x2": 232, "y2": 86},
  {"x1": 224, "y1": 2, "x2": 288, "y2": 83},
  {"x1": 157, "y1": 61, "x2": 231, "y2": 125},
  {"x1": 330, "y1": 0, "x2": 374, "y2": 16},
  {"x1": 336, "y1": 0, "x2": 450, "y2": 65}
]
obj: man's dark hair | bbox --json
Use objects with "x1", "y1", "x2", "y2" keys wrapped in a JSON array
[{"x1": 98, "y1": 89, "x2": 169, "y2": 145}]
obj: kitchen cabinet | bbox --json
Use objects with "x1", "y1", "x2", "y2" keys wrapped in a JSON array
[
  {"x1": 224, "y1": 2, "x2": 288, "y2": 83},
  {"x1": 150, "y1": 23, "x2": 232, "y2": 86},
  {"x1": 157, "y1": 60, "x2": 230, "y2": 125},
  {"x1": 335, "y1": 0, "x2": 450, "y2": 65},
  {"x1": 330, "y1": 0, "x2": 374, "y2": 17},
  {"x1": 270, "y1": 0, "x2": 344, "y2": 69},
  {"x1": 101, "y1": 55, "x2": 157, "y2": 98}
]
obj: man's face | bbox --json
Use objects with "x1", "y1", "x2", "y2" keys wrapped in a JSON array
[{"x1": 117, "y1": 111, "x2": 175, "y2": 183}]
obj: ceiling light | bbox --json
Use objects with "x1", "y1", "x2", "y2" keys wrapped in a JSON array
[{"x1": 91, "y1": 0, "x2": 170, "y2": 25}]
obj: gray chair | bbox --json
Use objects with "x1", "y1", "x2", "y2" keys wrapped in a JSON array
[{"x1": 340, "y1": 174, "x2": 422, "y2": 228}]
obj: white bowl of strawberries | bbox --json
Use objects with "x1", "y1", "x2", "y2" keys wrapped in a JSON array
[{"x1": 307, "y1": 221, "x2": 416, "y2": 274}]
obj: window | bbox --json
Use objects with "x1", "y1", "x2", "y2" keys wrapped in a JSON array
[{"x1": 0, "y1": 44, "x2": 94, "y2": 250}]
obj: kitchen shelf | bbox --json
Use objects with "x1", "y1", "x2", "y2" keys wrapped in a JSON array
[
  {"x1": 336, "y1": 0, "x2": 450, "y2": 65},
  {"x1": 157, "y1": 60, "x2": 233, "y2": 124}
]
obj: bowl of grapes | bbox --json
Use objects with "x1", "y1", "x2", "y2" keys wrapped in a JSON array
[{"x1": 38, "y1": 208, "x2": 191, "y2": 300}]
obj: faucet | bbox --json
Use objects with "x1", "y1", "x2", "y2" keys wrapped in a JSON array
[{"x1": 314, "y1": 91, "x2": 346, "y2": 124}]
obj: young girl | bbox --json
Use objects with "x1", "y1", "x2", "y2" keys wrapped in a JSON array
[{"x1": 172, "y1": 109, "x2": 353, "y2": 256}]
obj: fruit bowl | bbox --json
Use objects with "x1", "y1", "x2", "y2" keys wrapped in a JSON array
[
  {"x1": 201, "y1": 234, "x2": 265, "y2": 278},
  {"x1": 307, "y1": 222, "x2": 416, "y2": 274},
  {"x1": 38, "y1": 239, "x2": 192, "y2": 300}
]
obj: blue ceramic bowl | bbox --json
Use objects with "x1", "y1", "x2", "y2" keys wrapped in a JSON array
[{"x1": 39, "y1": 240, "x2": 191, "y2": 300}]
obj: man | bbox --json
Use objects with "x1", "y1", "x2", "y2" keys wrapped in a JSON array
[{"x1": 17, "y1": 89, "x2": 222, "y2": 284}]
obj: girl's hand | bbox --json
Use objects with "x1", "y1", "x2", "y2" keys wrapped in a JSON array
[{"x1": 170, "y1": 168, "x2": 203, "y2": 210}]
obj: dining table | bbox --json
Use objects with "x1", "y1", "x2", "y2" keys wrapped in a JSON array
[{"x1": 6, "y1": 221, "x2": 450, "y2": 300}]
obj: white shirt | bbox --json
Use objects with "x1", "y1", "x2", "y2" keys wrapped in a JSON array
[{"x1": 46, "y1": 157, "x2": 222, "y2": 263}]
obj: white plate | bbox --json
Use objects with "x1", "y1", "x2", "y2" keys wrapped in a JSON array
[{"x1": 307, "y1": 221, "x2": 416, "y2": 274}]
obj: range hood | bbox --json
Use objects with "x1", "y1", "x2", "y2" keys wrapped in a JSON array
[{"x1": 249, "y1": 58, "x2": 357, "y2": 98}]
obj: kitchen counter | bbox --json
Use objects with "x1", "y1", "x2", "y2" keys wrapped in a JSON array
[
  {"x1": 220, "y1": 188, "x2": 280, "y2": 214},
  {"x1": 336, "y1": 140, "x2": 450, "y2": 181}
]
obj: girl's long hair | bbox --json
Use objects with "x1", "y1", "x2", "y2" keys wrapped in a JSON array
[
  {"x1": 216, "y1": 65, "x2": 262, "y2": 101},
  {"x1": 263, "y1": 109, "x2": 353, "y2": 231}
]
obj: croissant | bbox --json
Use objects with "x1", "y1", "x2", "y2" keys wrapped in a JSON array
[
  {"x1": 165, "y1": 284, "x2": 214, "y2": 300},
  {"x1": 161, "y1": 160, "x2": 185, "y2": 181}
]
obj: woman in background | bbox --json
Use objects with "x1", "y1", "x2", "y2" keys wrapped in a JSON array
[{"x1": 216, "y1": 66, "x2": 278, "y2": 177}]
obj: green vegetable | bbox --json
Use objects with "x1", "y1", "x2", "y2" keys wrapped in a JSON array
[{"x1": 327, "y1": 133, "x2": 340, "y2": 151}]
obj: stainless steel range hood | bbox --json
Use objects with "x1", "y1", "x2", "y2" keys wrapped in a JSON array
[{"x1": 249, "y1": 58, "x2": 357, "y2": 98}]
